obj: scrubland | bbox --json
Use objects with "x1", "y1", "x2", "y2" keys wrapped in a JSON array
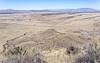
[{"x1": 0, "y1": 13, "x2": 100, "y2": 63}]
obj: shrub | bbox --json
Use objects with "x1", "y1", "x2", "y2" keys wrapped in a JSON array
[
  {"x1": 67, "y1": 46, "x2": 78, "y2": 55},
  {"x1": 75, "y1": 43, "x2": 100, "y2": 63},
  {"x1": 2, "y1": 45, "x2": 46, "y2": 63},
  {"x1": 2, "y1": 53, "x2": 46, "y2": 63}
]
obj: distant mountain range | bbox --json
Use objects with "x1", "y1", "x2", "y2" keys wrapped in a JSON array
[{"x1": 0, "y1": 8, "x2": 100, "y2": 14}]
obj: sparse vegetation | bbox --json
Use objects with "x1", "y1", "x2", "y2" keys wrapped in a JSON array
[
  {"x1": 2, "y1": 45, "x2": 46, "y2": 63},
  {"x1": 2, "y1": 53, "x2": 46, "y2": 63},
  {"x1": 75, "y1": 43, "x2": 100, "y2": 63},
  {"x1": 67, "y1": 46, "x2": 78, "y2": 55},
  {"x1": 0, "y1": 13, "x2": 100, "y2": 63}
]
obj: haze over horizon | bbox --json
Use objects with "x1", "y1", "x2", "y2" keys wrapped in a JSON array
[{"x1": 0, "y1": 0, "x2": 99, "y2": 10}]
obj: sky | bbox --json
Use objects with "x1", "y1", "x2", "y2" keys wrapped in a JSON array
[{"x1": 0, "y1": 0, "x2": 100, "y2": 10}]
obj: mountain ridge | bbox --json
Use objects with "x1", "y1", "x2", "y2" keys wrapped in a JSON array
[{"x1": 0, "y1": 8, "x2": 100, "y2": 14}]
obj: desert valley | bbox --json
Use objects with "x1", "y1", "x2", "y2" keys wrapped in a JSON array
[{"x1": 0, "y1": 10, "x2": 100, "y2": 63}]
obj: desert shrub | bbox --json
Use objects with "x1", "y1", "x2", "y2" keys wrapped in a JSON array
[
  {"x1": 2, "y1": 53, "x2": 46, "y2": 63},
  {"x1": 9, "y1": 46, "x2": 26, "y2": 55},
  {"x1": 75, "y1": 53, "x2": 95, "y2": 63},
  {"x1": 2, "y1": 45, "x2": 46, "y2": 63},
  {"x1": 75, "y1": 43, "x2": 100, "y2": 63},
  {"x1": 67, "y1": 46, "x2": 78, "y2": 55},
  {"x1": 4, "y1": 46, "x2": 27, "y2": 57}
]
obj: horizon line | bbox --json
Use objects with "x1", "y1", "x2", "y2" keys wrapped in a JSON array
[{"x1": 0, "y1": 8, "x2": 100, "y2": 10}]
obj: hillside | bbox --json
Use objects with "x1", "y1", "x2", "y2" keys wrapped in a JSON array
[{"x1": 0, "y1": 13, "x2": 100, "y2": 63}]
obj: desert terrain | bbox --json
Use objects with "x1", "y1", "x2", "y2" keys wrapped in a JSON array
[{"x1": 0, "y1": 12, "x2": 100, "y2": 63}]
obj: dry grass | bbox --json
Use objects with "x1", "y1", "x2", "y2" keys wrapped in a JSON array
[{"x1": 0, "y1": 13, "x2": 100, "y2": 63}]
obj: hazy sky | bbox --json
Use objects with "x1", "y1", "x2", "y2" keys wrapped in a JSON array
[{"x1": 0, "y1": 0, "x2": 99, "y2": 10}]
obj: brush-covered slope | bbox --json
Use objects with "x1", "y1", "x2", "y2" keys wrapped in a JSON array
[{"x1": 3, "y1": 29, "x2": 90, "y2": 51}]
